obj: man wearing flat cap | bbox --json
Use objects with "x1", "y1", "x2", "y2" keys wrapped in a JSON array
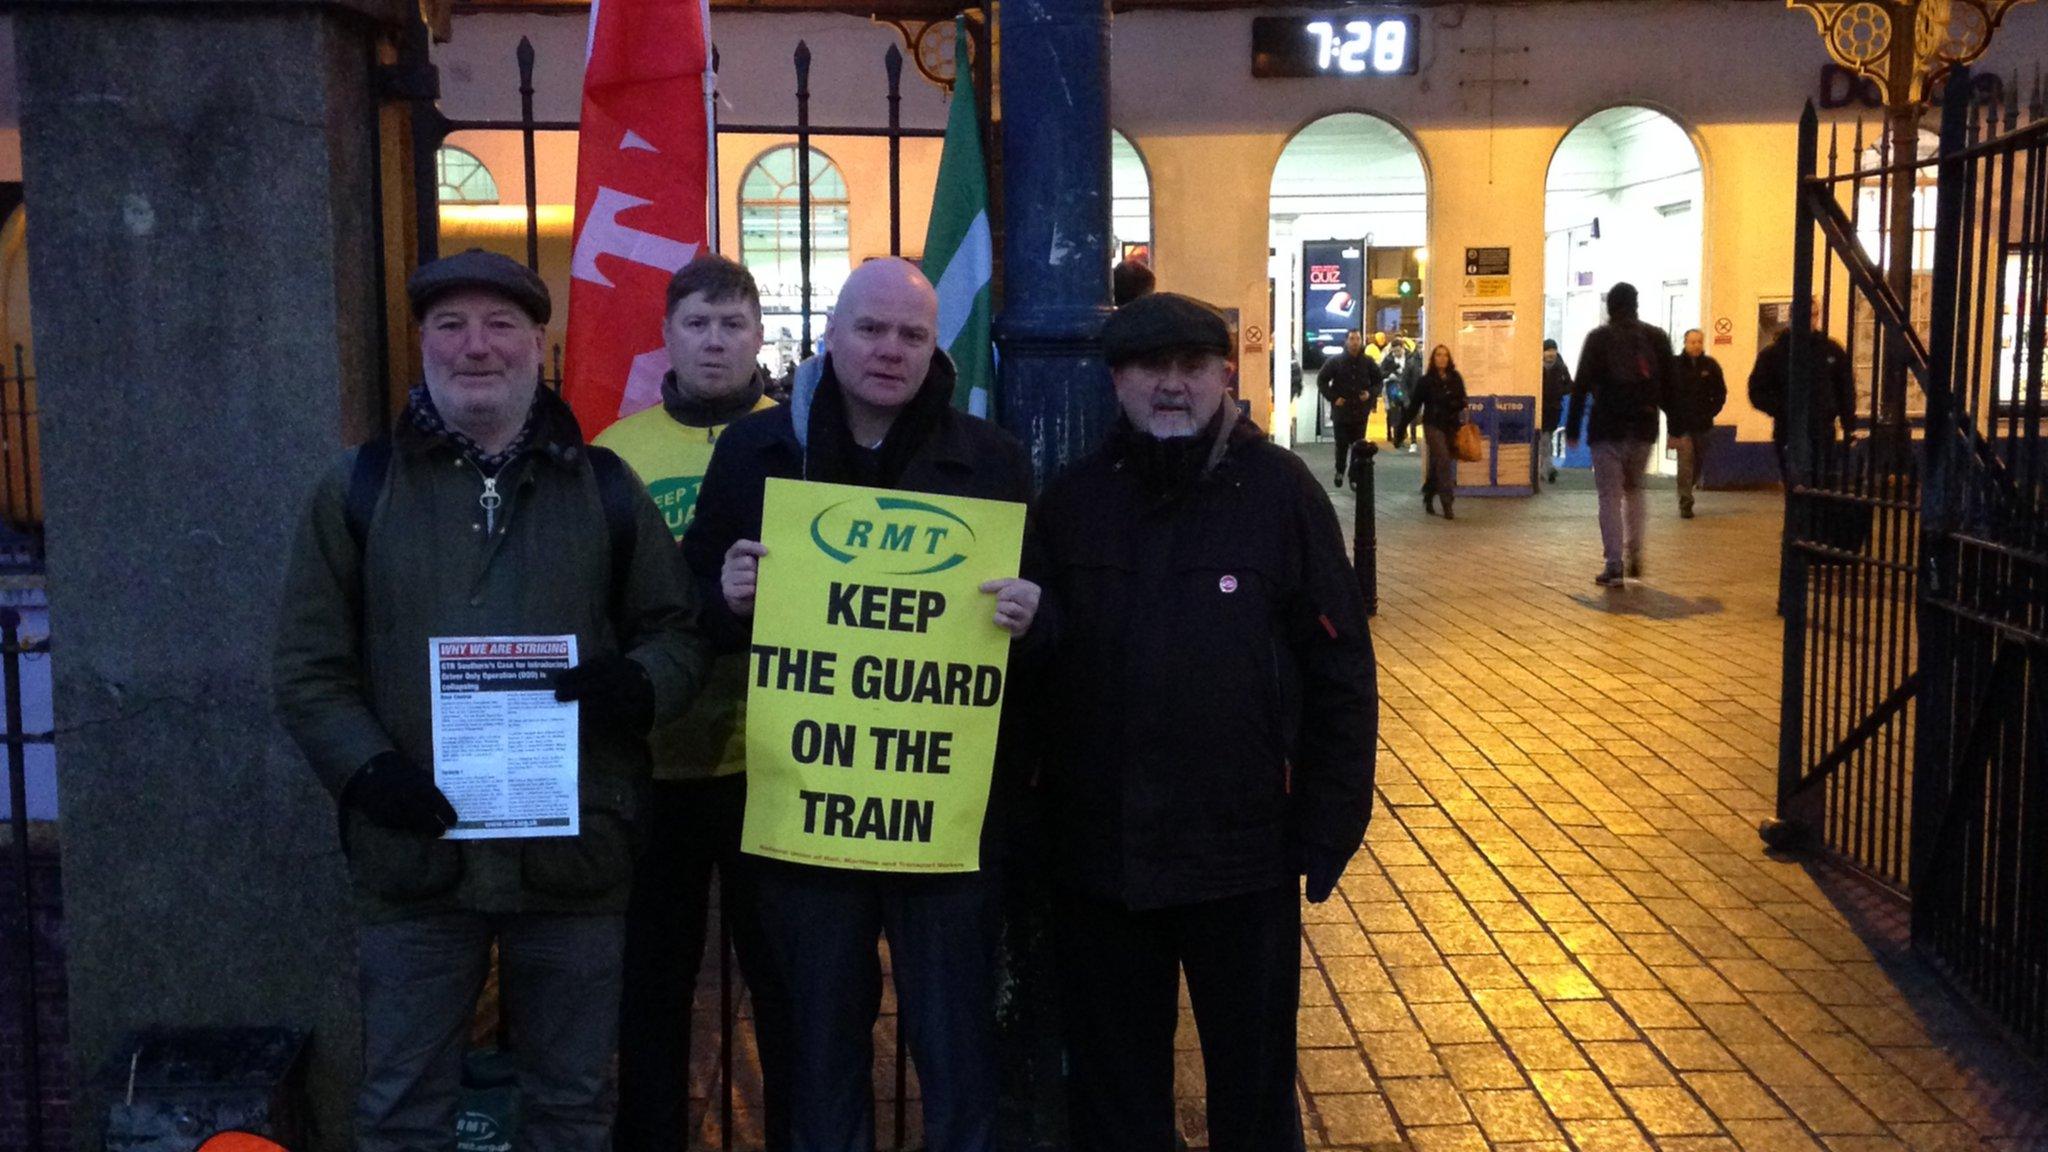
[
  {"x1": 274, "y1": 248, "x2": 709, "y2": 1152},
  {"x1": 1029, "y1": 292, "x2": 1378, "y2": 1151}
]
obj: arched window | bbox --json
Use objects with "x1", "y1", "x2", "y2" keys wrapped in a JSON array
[
  {"x1": 740, "y1": 145, "x2": 851, "y2": 363},
  {"x1": 436, "y1": 146, "x2": 500, "y2": 205}
]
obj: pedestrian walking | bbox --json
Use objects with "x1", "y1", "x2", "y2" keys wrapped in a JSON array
[
  {"x1": 1030, "y1": 291, "x2": 1377, "y2": 1152},
  {"x1": 274, "y1": 249, "x2": 709, "y2": 1152},
  {"x1": 1380, "y1": 339, "x2": 1412, "y2": 449},
  {"x1": 593, "y1": 255, "x2": 793, "y2": 1152},
  {"x1": 1540, "y1": 338, "x2": 1572, "y2": 485},
  {"x1": 1317, "y1": 330, "x2": 1381, "y2": 488},
  {"x1": 1411, "y1": 344, "x2": 1468, "y2": 520},
  {"x1": 1565, "y1": 282, "x2": 1676, "y2": 586},
  {"x1": 1748, "y1": 301, "x2": 1857, "y2": 479},
  {"x1": 1666, "y1": 328, "x2": 1727, "y2": 519}
]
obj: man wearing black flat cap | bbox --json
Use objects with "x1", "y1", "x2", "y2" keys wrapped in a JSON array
[
  {"x1": 275, "y1": 248, "x2": 708, "y2": 1152},
  {"x1": 1029, "y1": 291, "x2": 1378, "y2": 1152}
]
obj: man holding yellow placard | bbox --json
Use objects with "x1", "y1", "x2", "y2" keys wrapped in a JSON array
[{"x1": 682, "y1": 258, "x2": 1036, "y2": 1152}]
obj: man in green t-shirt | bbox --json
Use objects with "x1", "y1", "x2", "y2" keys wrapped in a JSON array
[{"x1": 595, "y1": 255, "x2": 788, "y2": 1151}]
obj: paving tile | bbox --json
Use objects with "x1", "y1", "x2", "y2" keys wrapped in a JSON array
[
  {"x1": 1684, "y1": 1071, "x2": 1790, "y2": 1120},
  {"x1": 1308, "y1": 1092, "x2": 1401, "y2": 1146},
  {"x1": 1299, "y1": 1047, "x2": 1377, "y2": 1094},
  {"x1": 1530, "y1": 1068, "x2": 1628, "y2": 1120},
  {"x1": 1562, "y1": 1117, "x2": 1661, "y2": 1152},
  {"x1": 1359, "y1": 1028, "x2": 1444, "y2": 1079},
  {"x1": 1553, "y1": 999, "x2": 1643, "y2": 1043},
  {"x1": 1437, "y1": 1042, "x2": 1530, "y2": 1092},
  {"x1": 1723, "y1": 1118, "x2": 1829, "y2": 1151},
  {"x1": 1499, "y1": 1025, "x2": 1593, "y2": 1070},
  {"x1": 1468, "y1": 1088, "x2": 1566, "y2": 1143},
  {"x1": 1383, "y1": 1076, "x2": 1473, "y2": 1126},
  {"x1": 1584, "y1": 1040, "x2": 1681, "y2": 1086},
  {"x1": 1406, "y1": 1124, "x2": 1494, "y2": 1152},
  {"x1": 1620, "y1": 1085, "x2": 1724, "y2": 1137}
]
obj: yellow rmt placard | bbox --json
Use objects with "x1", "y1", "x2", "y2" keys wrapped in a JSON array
[{"x1": 742, "y1": 478, "x2": 1026, "y2": 872}]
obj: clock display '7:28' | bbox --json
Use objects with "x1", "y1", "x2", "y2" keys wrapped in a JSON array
[{"x1": 1304, "y1": 19, "x2": 1410, "y2": 75}]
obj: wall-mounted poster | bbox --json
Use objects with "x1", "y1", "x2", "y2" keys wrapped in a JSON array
[{"x1": 1302, "y1": 239, "x2": 1365, "y2": 372}]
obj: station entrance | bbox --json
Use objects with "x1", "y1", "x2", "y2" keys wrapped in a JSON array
[
  {"x1": 1267, "y1": 113, "x2": 1428, "y2": 451},
  {"x1": 1543, "y1": 106, "x2": 1703, "y2": 472}
]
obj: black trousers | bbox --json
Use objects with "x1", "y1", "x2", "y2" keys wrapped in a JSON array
[
  {"x1": 615, "y1": 775, "x2": 792, "y2": 1152},
  {"x1": 754, "y1": 863, "x2": 1000, "y2": 1152},
  {"x1": 1388, "y1": 402, "x2": 1414, "y2": 448},
  {"x1": 1332, "y1": 422, "x2": 1366, "y2": 478},
  {"x1": 1053, "y1": 884, "x2": 1306, "y2": 1152}
]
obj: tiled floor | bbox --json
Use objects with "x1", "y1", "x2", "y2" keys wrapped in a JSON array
[
  {"x1": 1280, "y1": 448, "x2": 2046, "y2": 1152},
  {"x1": 680, "y1": 446, "x2": 2048, "y2": 1151}
]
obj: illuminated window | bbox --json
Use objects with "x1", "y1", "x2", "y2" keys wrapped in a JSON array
[
  {"x1": 436, "y1": 147, "x2": 499, "y2": 205},
  {"x1": 739, "y1": 146, "x2": 851, "y2": 356}
]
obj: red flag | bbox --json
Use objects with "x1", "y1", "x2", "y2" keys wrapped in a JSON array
[{"x1": 564, "y1": 0, "x2": 712, "y2": 435}]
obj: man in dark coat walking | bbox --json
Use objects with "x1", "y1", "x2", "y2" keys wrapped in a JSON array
[
  {"x1": 1666, "y1": 328, "x2": 1728, "y2": 518},
  {"x1": 1030, "y1": 292, "x2": 1377, "y2": 1152},
  {"x1": 1540, "y1": 338, "x2": 1572, "y2": 484},
  {"x1": 1316, "y1": 330, "x2": 1382, "y2": 488},
  {"x1": 1566, "y1": 282, "x2": 1675, "y2": 586},
  {"x1": 1748, "y1": 301, "x2": 1857, "y2": 479}
]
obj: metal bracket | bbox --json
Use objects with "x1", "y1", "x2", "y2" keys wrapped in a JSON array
[{"x1": 874, "y1": 13, "x2": 983, "y2": 93}]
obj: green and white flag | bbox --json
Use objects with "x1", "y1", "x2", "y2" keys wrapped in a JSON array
[{"x1": 921, "y1": 19, "x2": 994, "y2": 416}]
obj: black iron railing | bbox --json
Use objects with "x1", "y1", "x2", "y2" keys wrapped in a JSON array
[{"x1": 1773, "y1": 70, "x2": 2048, "y2": 1054}]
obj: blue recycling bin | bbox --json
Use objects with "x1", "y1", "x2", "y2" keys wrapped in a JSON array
[
  {"x1": 1454, "y1": 395, "x2": 1538, "y2": 497},
  {"x1": 1554, "y1": 394, "x2": 1595, "y2": 471}
]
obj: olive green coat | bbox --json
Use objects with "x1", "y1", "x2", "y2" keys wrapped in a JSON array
[{"x1": 274, "y1": 389, "x2": 708, "y2": 923}]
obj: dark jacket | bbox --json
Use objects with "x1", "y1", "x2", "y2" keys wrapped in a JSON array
[
  {"x1": 274, "y1": 386, "x2": 709, "y2": 923},
  {"x1": 1568, "y1": 317, "x2": 1676, "y2": 445},
  {"x1": 1317, "y1": 351, "x2": 1382, "y2": 425},
  {"x1": 1666, "y1": 352, "x2": 1729, "y2": 438},
  {"x1": 1031, "y1": 408, "x2": 1377, "y2": 910},
  {"x1": 1748, "y1": 329, "x2": 1857, "y2": 446},
  {"x1": 1412, "y1": 368, "x2": 1469, "y2": 433},
  {"x1": 1540, "y1": 358, "x2": 1573, "y2": 432}
]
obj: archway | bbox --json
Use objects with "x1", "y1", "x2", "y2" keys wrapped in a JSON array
[
  {"x1": 738, "y1": 144, "x2": 852, "y2": 372},
  {"x1": 1268, "y1": 112, "x2": 1428, "y2": 450},
  {"x1": 1544, "y1": 106, "x2": 1704, "y2": 379},
  {"x1": 1111, "y1": 129, "x2": 1153, "y2": 268}
]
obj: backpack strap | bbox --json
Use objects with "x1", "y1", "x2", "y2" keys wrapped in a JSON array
[
  {"x1": 345, "y1": 436, "x2": 640, "y2": 621},
  {"x1": 585, "y1": 445, "x2": 640, "y2": 616},
  {"x1": 343, "y1": 436, "x2": 394, "y2": 554}
]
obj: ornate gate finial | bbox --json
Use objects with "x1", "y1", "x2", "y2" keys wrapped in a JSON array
[{"x1": 1788, "y1": 0, "x2": 2034, "y2": 103}]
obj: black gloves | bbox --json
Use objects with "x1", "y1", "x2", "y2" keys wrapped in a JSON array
[
  {"x1": 343, "y1": 751, "x2": 458, "y2": 837},
  {"x1": 1299, "y1": 843, "x2": 1352, "y2": 905},
  {"x1": 552, "y1": 654, "x2": 656, "y2": 735}
]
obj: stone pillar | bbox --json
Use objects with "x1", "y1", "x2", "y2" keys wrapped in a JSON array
[
  {"x1": 995, "y1": 0, "x2": 1115, "y2": 484},
  {"x1": 16, "y1": 2, "x2": 400, "y2": 1145}
]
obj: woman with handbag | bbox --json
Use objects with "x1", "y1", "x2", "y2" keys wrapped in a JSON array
[{"x1": 1412, "y1": 344, "x2": 1470, "y2": 519}]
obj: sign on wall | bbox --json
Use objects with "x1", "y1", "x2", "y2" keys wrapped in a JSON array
[
  {"x1": 1253, "y1": 14, "x2": 1421, "y2": 78},
  {"x1": 1301, "y1": 240, "x2": 1365, "y2": 371}
]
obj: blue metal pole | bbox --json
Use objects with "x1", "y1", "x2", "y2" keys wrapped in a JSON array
[{"x1": 995, "y1": 0, "x2": 1115, "y2": 487}]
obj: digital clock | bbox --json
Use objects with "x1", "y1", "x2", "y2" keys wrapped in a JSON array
[{"x1": 1252, "y1": 13, "x2": 1421, "y2": 78}]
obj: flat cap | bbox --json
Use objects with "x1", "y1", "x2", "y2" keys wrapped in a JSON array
[
  {"x1": 1101, "y1": 291, "x2": 1232, "y2": 367},
  {"x1": 407, "y1": 248, "x2": 551, "y2": 324}
]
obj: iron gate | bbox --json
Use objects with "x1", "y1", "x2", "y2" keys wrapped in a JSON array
[{"x1": 1775, "y1": 70, "x2": 2048, "y2": 1053}]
